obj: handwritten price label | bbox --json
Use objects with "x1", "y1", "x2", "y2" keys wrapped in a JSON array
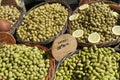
[{"x1": 52, "y1": 34, "x2": 77, "y2": 61}]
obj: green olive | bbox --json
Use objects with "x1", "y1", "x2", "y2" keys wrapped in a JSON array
[
  {"x1": 0, "y1": 44, "x2": 50, "y2": 80},
  {"x1": 54, "y1": 46, "x2": 120, "y2": 80},
  {"x1": 0, "y1": 5, "x2": 20, "y2": 26},
  {"x1": 17, "y1": 3, "x2": 68, "y2": 42},
  {"x1": 70, "y1": 1, "x2": 120, "y2": 43}
]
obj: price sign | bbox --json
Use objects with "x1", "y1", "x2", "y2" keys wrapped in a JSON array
[{"x1": 52, "y1": 34, "x2": 77, "y2": 61}]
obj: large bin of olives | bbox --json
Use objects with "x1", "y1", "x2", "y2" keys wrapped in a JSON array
[
  {"x1": 68, "y1": 1, "x2": 120, "y2": 47},
  {"x1": 0, "y1": 0, "x2": 24, "y2": 34},
  {"x1": 54, "y1": 46, "x2": 120, "y2": 80},
  {"x1": 16, "y1": 1, "x2": 71, "y2": 45},
  {"x1": 0, "y1": 44, "x2": 55, "y2": 80}
]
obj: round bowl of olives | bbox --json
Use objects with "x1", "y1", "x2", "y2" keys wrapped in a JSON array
[
  {"x1": 54, "y1": 46, "x2": 120, "y2": 80},
  {"x1": 68, "y1": 1, "x2": 120, "y2": 47},
  {"x1": 0, "y1": 43, "x2": 55, "y2": 80},
  {"x1": 16, "y1": 1, "x2": 71, "y2": 45},
  {"x1": 0, "y1": 1, "x2": 24, "y2": 34}
]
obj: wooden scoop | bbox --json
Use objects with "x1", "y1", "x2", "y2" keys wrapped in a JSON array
[{"x1": 0, "y1": 32, "x2": 16, "y2": 47}]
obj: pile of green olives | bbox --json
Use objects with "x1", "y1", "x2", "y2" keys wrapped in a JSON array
[
  {"x1": 17, "y1": 3, "x2": 68, "y2": 42},
  {"x1": 0, "y1": 44, "x2": 50, "y2": 80},
  {"x1": 0, "y1": 5, "x2": 20, "y2": 26},
  {"x1": 70, "y1": 2, "x2": 120, "y2": 43},
  {"x1": 54, "y1": 46, "x2": 120, "y2": 80}
]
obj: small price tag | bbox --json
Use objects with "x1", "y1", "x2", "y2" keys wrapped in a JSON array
[
  {"x1": 52, "y1": 34, "x2": 77, "y2": 61},
  {"x1": 0, "y1": 32, "x2": 16, "y2": 47}
]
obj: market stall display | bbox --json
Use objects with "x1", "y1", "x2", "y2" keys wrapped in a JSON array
[
  {"x1": 69, "y1": 1, "x2": 120, "y2": 47},
  {"x1": 0, "y1": 44, "x2": 55, "y2": 80},
  {"x1": 0, "y1": 0, "x2": 24, "y2": 34},
  {"x1": 54, "y1": 46, "x2": 120, "y2": 80},
  {"x1": 16, "y1": 1, "x2": 71, "y2": 44},
  {"x1": 0, "y1": 5, "x2": 20, "y2": 26},
  {"x1": 0, "y1": 0, "x2": 120, "y2": 80}
]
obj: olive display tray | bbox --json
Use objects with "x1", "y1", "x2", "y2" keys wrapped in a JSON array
[
  {"x1": 15, "y1": 1, "x2": 72, "y2": 45},
  {"x1": 0, "y1": 43, "x2": 56, "y2": 80},
  {"x1": 52, "y1": 50, "x2": 79, "y2": 80},
  {"x1": 68, "y1": 1, "x2": 120, "y2": 47},
  {"x1": 52, "y1": 45, "x2": 120, "y2": 80},
  {"x1": 1, "y1": 0, "x2": 25, "y2": 35},
  {"x1": 24, "y1": 44, "x2": 56, "y2": 80}
]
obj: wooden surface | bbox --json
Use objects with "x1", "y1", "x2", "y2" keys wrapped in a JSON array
[
  {"x1": 52, "y1": 34, "x2": 77, "y2": 61},
  {"x1": 0, "y1": 32, "x2": 16, "y2": 47},
  {"x1": 1, "y1": 0, "x2": 17, "y2": 6}
]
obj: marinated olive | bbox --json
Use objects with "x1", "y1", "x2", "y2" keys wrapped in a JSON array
[
  {"x1": 54, "y1": 46, "x2": 120, "y2": 80},
  {"x1": 70, "y1": 2, "x2": 120, "y2": 43},
  {"x1": 17, "y1": 3, "x2": 68, "y2": 42},
  {"x1": 0, "y1": 44, "x2": 50, "y2": 80}
]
